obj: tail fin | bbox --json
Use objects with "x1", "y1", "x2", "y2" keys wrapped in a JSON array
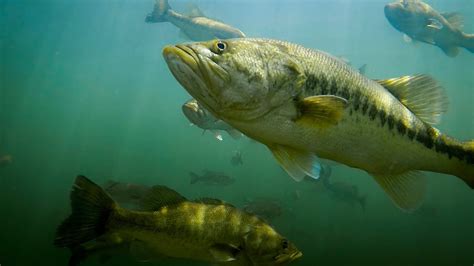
[
  {"x1": 460, "y1": 33, "x2": 474, "y2": 53},
  {"x1": 189, "y1": 172, "x2": 200, "y2": 184},
  {"x1": 54, "y1": 175, "x2": 115, "y2": 248},
  {"x1": 145, "y1": 0, "x2": 171, "y2": 23}
]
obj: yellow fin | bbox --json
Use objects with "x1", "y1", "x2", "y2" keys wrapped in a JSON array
[
  {"x1": 268, "y1": 145, "x2": 321, "y2": 182},
  {"x1": 297, "y1": 95, "x2": 348, "y2": 126},
  {"x1": 376, "y1": 75, "x2": 448, "y2": 125},
  {"x1": 138, "y1": 185, "x2": 187, "y2": 211},
  {"x1": 373, "y1": 171, "x2": 426, "y2": 212},
  {"x1": 442, "y1": 12, "x2": 464, "y2": 29},
  {"x1": 209, "y1": 244, "x2": 240, "y2": 262}
]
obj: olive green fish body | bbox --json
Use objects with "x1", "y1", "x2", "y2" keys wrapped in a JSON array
[
  {"x1": 54, "y1": 176, "x2": 301, "y2": 265},
  {"x1": 385, "y1": 0, "x2": 474, "y2": 57},
  {"x1": 145, "y1": 0, "x2": 245, "y2": 41},
  {"x1": 106, "y1": 202, "x2": 255, "y2": 261},
  {"x1": 162, "y1": 38, "x2": 474, "y2": 211}
]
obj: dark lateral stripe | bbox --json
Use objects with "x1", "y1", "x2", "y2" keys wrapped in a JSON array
[
  {"x1": 434, "y1": 135, "x2": 474, "y2": 164},
  {"x1": 301, "y1": 74, "x2": 472, "y2": 163}
]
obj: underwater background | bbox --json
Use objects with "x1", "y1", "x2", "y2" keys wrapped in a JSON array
[{"x1": 1, "y1": 0, "x2": 473, "y2": 265}]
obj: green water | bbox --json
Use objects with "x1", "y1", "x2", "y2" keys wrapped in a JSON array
[{"x1": 1, "y1": 0, "x2": 473, "y2": 265}]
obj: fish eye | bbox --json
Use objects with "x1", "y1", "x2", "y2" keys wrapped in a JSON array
[
  {"x1": 214, "y1": 41, "x2": 227, "y2": 54},
  {"x1": 282, "y1": 239, "x2": 289, "y2": 249}
]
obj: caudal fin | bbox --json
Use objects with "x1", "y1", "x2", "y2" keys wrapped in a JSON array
[
  {"x1": 460, "y1": 33, "x2": 474, "y2": 54},
  {"x1": 145, "y1": 0, "x2": 171, "y2": 23},
  {"x1": 54, "y1": 175, "x2": 115, "y2": 248}
]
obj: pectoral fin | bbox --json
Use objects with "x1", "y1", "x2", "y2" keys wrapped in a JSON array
[
  {"x1": 427, "y1": 18, "x2": 443, "y2": 30},
  {"x1": 373, "y1": 171, "x2": 426, "y2": 212},
  {"x1": 268, "y1": 145, "x2": 321, "y2": 182},
  {"x1": 297, "y1": 95, "x2": 348, "y2": 127},
  {"x1": 209, "y1": 244, "x2": 241, "y2": 262}
]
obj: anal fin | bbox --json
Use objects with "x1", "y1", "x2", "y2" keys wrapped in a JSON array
[{"x1": 373, "y1": 171, "x2": 426, "y2": 212}]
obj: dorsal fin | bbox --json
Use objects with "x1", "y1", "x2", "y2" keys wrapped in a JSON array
[
  {"x1": 184, "y1": 3, "x2": 206, "y2": 18},
  {"x1": 441, "y1": 12, "x2": 464, "y2": 29},
  {"x1": 194, "y1": 197, "x2": 235, "y2": 207},
  {"x1": 138, "y1": 185, "x2": 187, "y2": 211},
  {"x1": 376, "y1": 75, "x2": 448, "y2": 125}
]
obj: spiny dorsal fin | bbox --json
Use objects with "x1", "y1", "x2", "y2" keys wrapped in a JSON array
[
  {"x1": 194, "y1": 197, "x2": 235, "y2": 207},
  {"x1": 376, "y1": 75, "x2": 448, "y2": 125},
  {"x1": 297, "y1": 95, "x2": 348, "y2": 127},
  {"x1": 138, "y1": 185, "x2": 187, "y2": 211},
  {"x1": 373, "y1": 171, "x2": 426, "y2": 212},
  {"x1": 268, "y1": 145, "x2": 321, "y2": 182},
  {"x1": 441, "y1": 12, "x2": 464, "y2": 29}
]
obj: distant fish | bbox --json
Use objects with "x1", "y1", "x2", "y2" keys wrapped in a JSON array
[
  {"x1": 54, "y1": 176, "x2": 302, "y2": 265},
  {"x1": 0, "y1": 154, "x2": 12, "y2": 167},
  {"x1": 182, "y1": 99, "x2": 242, "y2": 141},
  {"x1": 230, "y1": 150, "x2": 243, "y2": 166},
  {"x1": 321, "y1": 173, "x2": 367, "y2": 210},
  {"x1": 385, "y1": 0, "x2": 474, "y2": 57},
  {"x1": 243, "y1": 197, "x2": 283, "y2": 221},
  {"x1": 102, "y1": 180, "x2": 151, "y2": 208},
  {"x1": 145, "y1": 0, "x2": 245, "y2": 41},
  {"x1": 190, "y1": 169, "x2": 235, "y2": 186}
]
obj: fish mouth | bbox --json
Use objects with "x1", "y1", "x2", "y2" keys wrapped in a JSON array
[
  {"x1": 183, "y1": 100, "x2": 200, "y2": 113},
  {"x1": 163, "y1": 45, "x2": 200, "y2": 76},
  {"x1": 163, "y1": 44, "x2": 229, "y2": 101},
  {"x1": 274, "y1": 251, "x2": 302, "y2": 264}
]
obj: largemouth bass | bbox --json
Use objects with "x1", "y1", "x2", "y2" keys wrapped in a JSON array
[
  {"x1": 183, "y1": 98, "x2": 242, "y2": 141},
  {"x1": 162, "y1": 38, "x2": 474, "y2": 211},
  {"x1": 54, "y1": 176, "x2": 301, "y2": 265},
  {"x1": 145, "y1": 0, "x2": 245, "y2": 41},
  {"x1": 385, "y1": 0, "x2": 474, "y2": 57}
]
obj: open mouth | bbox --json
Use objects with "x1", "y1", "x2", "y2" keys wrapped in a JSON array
[{"x1": 184, "y1": 100, "x2": 199, "y2": 113}]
